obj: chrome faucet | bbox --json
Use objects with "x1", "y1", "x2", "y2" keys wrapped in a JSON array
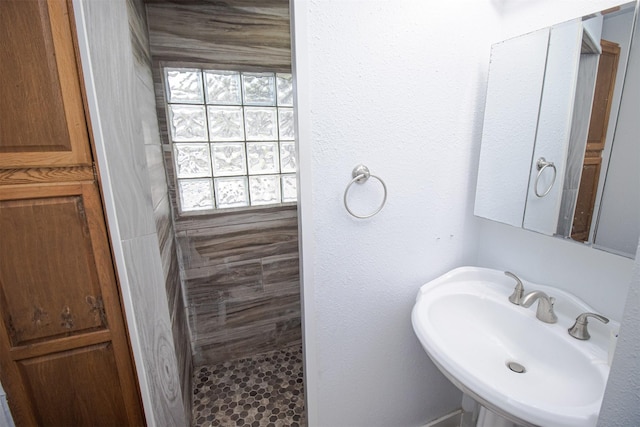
[
  {"x1": 505, "y1": 271, "x2": 524, "y2": 305},
  {"x1": 568, "y1": 312, "x2": 609, "y2": 340},
  {"x1": 521, "y1": 291, "x2": 557, "y2": 323}
]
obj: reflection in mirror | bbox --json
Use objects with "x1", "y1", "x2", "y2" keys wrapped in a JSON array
[
  {"x1": 475, "y1": 1, "x2": 638, "y2": 258},
  {"x1": 592, "y1": 3, "x2": 640, "y2": 257},
  {"x1": 555, "y1": 18, "x2": 607, "y2": 240}
]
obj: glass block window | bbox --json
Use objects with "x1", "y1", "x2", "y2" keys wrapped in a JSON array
[{"x1": 165, "y1": 68, "x2": 297, "y2": 212}]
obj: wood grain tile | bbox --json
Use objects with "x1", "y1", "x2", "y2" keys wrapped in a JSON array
[
  {"x1": 184, "y1": 219, "x2": 299, "y2": 269},
  {"x1": 223, "y1": 291, "x2": 300, "y2": 329},
  {"x1": 155, "y1": 196, "x2": 172, "y2": 258},
  {"x1": 166, "y1": 248, "x2": 192, "y2": 421},
  {"x1": 152, "y1": 65, "x2": 170, "y2": 147},
  {"x1": 189, "y1": 291, "x2": 300, "y2": 344},
  {"x1": 83, "y1": 0, "x2": 156, "y2": 241},
  {"x1": 176, "y1": 205, "x2": 298, "y2": 229},
  {"x1": 121, "y1": 235, "x2": 186, "y2": 424},
  {"x1": 165, "y1": 239, "x2": 182, "y2": 318},
  {"x1": 188, "y1": 286, "x2": 300, "y2": 363},
  {"x1": 127, "y1": 0, "x2": 152, "y2": 68},
  {"x1": 146, "y1": 144, "x2": 169, "y2": 211},
  {"x1": 191, "y1": 315, "x2": 301, "y2": 366},
  {"x1": 83, "y1": 0, "x2": 191, "y2": 423},
  {"x1": 262, "y1": 254, "x2": 300, "y2": 293},
  {"x1": 275, "y1": 317, "x2": 302, "y2": 347},
  {"x1": 193, "y1": 326, "x2": 278, "y2": 366},
  {"x1": 185, "y1": 260, "x2": 264, "y2": 307},
  {"x1": 146, "y1": 0, "x2": 291, "y2": 72}
]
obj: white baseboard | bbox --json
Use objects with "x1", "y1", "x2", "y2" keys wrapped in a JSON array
[{"x1": 422, "y1": 409, "x2": 463, "y2": 427}]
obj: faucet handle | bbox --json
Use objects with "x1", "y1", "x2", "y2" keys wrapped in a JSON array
[
  {"x1": 505, "y1": 271, "x2": 524, "y2": 305},
  {"x1": 568, "y1": 312, "x2": 610, "y2": 340}
]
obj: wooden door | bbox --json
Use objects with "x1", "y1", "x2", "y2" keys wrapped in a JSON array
[
  {"x1": 572, "y1": 40, "x2": 620, "y2": 241},
  {"x1": 0, "y1": 0, "x2": 145, "y2": 425}
]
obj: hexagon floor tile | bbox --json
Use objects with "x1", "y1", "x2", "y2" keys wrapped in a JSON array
[{"x1": 192, "y1": 345, "x2": 305, "y2": 426}]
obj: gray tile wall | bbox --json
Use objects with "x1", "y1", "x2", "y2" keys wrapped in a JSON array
[
  {"x1": 177, "y1": 206, "x2": 300, "y2": 366},
  {"x1": 144, "y1": 0, "x2": 301, "y2": 366},
  {"x1": 79, "y1": 0, "x2": 189, "y2": 424},
  {"x1": 145, "y1": 0, "x2": 292, "y2": 72},
  {"x1": 128, "y1": 0, "x2": 193, "y2": 419}
]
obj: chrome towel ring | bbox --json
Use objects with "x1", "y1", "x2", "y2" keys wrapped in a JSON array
[
  {"x1": 534, "y1": 157, "x2": 557, "y2": 198},
  {"x1": 343, "y1": 164, "x2": 387, "y2": 219}
]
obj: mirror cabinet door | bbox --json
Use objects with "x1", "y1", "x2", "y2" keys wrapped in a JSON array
[
  {"x1": 475, "y1": 27, "x2": 550, "y2": 227},
  {"x1": 525, "y1": 18, "x2": 600, "y2": 235}
]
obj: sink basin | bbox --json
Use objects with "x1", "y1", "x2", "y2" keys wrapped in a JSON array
[{"x1": 411, "y1": 267, "x2": 617, "y2": 427}]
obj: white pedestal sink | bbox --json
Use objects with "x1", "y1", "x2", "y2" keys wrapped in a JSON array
[{"x1": 412, "y1": 267, "x2": 618, "y2": 427}]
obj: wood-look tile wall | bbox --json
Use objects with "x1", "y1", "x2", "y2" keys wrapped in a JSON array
[
  {"x1": 145, "y1": 0, "x2": 292, "y2": 72},
  {"x1": 78, "y1": 0, "x2": 190, "y2": 423},
  {"x1": 145, "y1": 0, "x2": 301, "y2": 366},
  {"x1": 127, "y1": 0, "x2": 193, "y2": 420},
  {"x1": 177, "y1": 204, "x2": 300, "y2": 366},
  {"x1": 130, "y1": 1, "x2": 195, "y2": 419}
]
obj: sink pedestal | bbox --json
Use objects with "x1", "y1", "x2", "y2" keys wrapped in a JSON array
[{"x1": 476, "y1": 406, "x2": 521, "y2": 427}]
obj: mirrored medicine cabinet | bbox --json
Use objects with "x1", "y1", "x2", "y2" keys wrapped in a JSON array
[{"x1": 475, "y1": 1, "x2": 639, "y2": 258}]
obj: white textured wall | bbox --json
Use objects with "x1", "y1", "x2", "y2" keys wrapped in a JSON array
[
  {"x1": 476, "y1": 219, "x2": 634, "y2": 320},
  {"x1": 293, "y1": 1, "x2": 496, "y2": 425},
  {"x1": 598, "y1": 239, "x2": 640, "y2": 426}
]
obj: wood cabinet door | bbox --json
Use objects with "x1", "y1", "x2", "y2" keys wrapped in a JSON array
[
  {"x1": 586, "y1": 40, "x2": 620, "y2": 151},
  {"x1": 572, "y1": 40, "x2": 621, "y2": 241},
  {"x1": 0, "y1": 0, "x2": 92, "y2": 169},
  {"x1": 0, "y1": 182, "x2": 145, "y2": 426},
  {"x1": 571, "y1": 154, "x2": 602, "y2": 241}
]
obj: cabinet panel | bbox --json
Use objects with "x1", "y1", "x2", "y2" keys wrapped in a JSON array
[
  {"x1": 0, "y1": 183, "x2": 145, "y2": 426},
  {"x1": 587, "y1": 40, "x2": 620, "y2": 151},
  {"x1": 572, "y1": 155, "x2": 601, "y2": 241},
  {"x1": 0, "y1": 195, "x2": 106, "y2": 346},
  {"x1": 17, "y1": 343, "x2": 129, "y2": 426},
  {"x1": 0, "y1": 0, "x2": 91, "y2": 168}
]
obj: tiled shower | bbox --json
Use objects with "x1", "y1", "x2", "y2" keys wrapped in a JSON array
[{"x1": 129, "y1": 0, "x2": 304, "y2": 424}]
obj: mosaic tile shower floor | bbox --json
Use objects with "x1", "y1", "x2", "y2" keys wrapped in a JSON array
[{"x1": 192, "y1": 346, "x2": 305, "y2": 427}]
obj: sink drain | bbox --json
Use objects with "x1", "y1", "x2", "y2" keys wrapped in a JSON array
[{"x1": 507, "y1": 361, "x2": 526, "y2": 373}]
